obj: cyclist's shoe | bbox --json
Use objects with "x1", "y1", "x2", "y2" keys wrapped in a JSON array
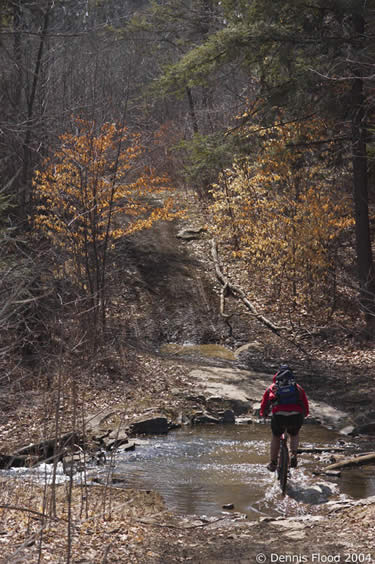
[
  {"x1": 267, "y1": 460, "x2": 277, "y2": 472},
  {"x1": 290, "y1": 454, "x2": 298, "y2": 468}
]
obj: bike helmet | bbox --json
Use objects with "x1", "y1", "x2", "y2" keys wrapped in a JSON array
[{"x1": 276, "y1": 364, "x2": 295, "y2": 385}]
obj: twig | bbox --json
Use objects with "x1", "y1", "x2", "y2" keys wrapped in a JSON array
[
  {"x1": 0, "y1": 504, "x2": 63, "y2": 520},
  {"x1": 101, "y1": 542, "x2": 113, "y2": 564},
  {"x1": 6, "y1": 526, "x2": 45, "y2": 561}
]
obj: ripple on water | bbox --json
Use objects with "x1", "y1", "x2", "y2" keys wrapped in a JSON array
[
  {"x1": 112, "y1": 423, "x2": 365, "y2": 519},
  {"x1": 3, "y1": 423, "x2": 373, "y2": 520}
]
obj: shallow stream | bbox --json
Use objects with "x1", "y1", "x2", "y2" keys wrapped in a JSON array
[
  {"x1": 107, "y1": 423, "x2": 375, "y2": 519},
  {"x1": 4, "y1": 423, "x2": 375, "y2": 520}
]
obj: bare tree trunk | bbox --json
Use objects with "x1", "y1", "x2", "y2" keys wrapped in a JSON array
[
  {"x1": 186, "y1": 87, "x2": 199, "y2": 134},
  {"x1": 21, "y1": 2, "x2": 52, "y2": 212},
  {"x1": 351, "y1": 9, "x2": 375, "y2": 334},
  {"x1": 13, "y1": 1, "x2": 23, "y2": 109}
]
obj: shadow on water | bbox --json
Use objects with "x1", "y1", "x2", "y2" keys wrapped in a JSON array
[{"x1": 109, "y1": 423, "x2": 375, "y2": 520}]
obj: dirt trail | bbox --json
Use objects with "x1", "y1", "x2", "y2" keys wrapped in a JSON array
[{"x1": 116, "y1": 209, "x2": 375, "y2": 428}]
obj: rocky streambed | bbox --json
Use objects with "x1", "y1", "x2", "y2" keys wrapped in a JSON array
[
  {"x1": 0, "y1": 351, "x2": 355, "y2": 471},
  {"x1": 2, "y1": 346, "x2": 375, "y2": 522}
]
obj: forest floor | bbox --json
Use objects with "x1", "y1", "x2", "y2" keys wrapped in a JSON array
[{"x1": 1, "y1": 192, "x2": 375, "y2": 563}]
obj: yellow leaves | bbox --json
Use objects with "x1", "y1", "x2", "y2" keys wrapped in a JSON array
[
  {"x1": 209, "y1": 117, "x2": 354, "y2": 316},
  {"x1": 32, "y1": 117, "x2": 182, "y2": 288}
]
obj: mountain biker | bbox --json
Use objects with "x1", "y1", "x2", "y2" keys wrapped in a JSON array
[{"x1": 260, "y1": 364, "x2": 309, "y2": 472}]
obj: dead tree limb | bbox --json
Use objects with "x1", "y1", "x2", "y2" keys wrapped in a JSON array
[
  {"x1": 220, "y1": 282, "x2": 231, "y2": 318},
  {"x1": 325, "y1": 452, "x2": 375, "y2": 471},
  {"x1": 211, "y1": 239, "x2": 287, "y2": 334}
]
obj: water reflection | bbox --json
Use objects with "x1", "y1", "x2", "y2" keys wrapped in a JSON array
[
  {"x1": 339, "y1": 466, "x2": 375, "y2": 499},
  {"x1": 110, "y1": 422, "x2": 375, "y2": 519}
]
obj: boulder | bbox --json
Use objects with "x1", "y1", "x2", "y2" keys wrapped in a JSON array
[
  {"x1": 218, "y1": 409, "x2": 236, "y2": 423},
  {"x1": 118, "y1": 441, "x2": 136, "y2": 452},
  {"x1": 62, "y1": 453, "x2": 86, "y2": 474},
  {"x1": 101, "y1": 429, "x2": 129, "y2": 451},
  {"x1": 235, "y1": 416, "x2": 254, "y2": 425},
  {"x1": 168, "y1": 421, "x2": 182, "y2": 431},
  {"x1": 324, "y1": 470, "x2": 342, "y2": 477},
  {"x1": 252, "y1": 402, "x2": 261, "y2": 417},
  {"x1": 339, "y1": 425, "x2": 355, "y2": 435},
  {"x1": 288, "y1": 481, "x2": 335, "y2": 504},
  {"x1": 306, "y1": 416, "x2": 322, "y2": 425},
  {"x1": 129, "y1": 415, "x2": 169, "y2": 435}
]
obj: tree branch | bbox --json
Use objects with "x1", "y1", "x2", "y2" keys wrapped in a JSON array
[
  {"x1": 0, "y1": 504, "x2": 62, "y2": 520},
  {"x1": 211, "y1": 239, "x2": 286, "y2": 334}
]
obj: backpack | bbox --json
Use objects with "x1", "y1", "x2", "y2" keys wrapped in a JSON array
[{"x1": 273, "y1": 366, "x2": 300, "y2": 406}]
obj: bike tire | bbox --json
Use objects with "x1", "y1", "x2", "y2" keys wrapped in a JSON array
[{"x1": 278, "y1": 442, "x2": 289, "y2": 495}]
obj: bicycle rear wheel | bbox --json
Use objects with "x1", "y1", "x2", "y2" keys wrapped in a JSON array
[{"x1": 278, "y1": 440, "x2": 289, "y2": 495}]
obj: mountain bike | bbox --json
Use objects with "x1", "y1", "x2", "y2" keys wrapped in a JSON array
[{"x1": 277, "y1": 431, "x2": 289, "y2": 496}]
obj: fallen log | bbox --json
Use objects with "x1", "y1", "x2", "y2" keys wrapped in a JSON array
[
  {"x1": 210, "y1": 240, "x2": 309, "y2": 356},
  {"x1": 324, "y1": 452, "x2": 375, "y2": 471},
  {"x1": 14, "y1": 432, "x2": 84, "y2": 458},
  {"x1": 0, "y1": 432, "x2": 87, "y2": 469}
]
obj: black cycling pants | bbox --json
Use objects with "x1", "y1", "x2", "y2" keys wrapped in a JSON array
[{"x1": 271, "y1": 413, "x2": 304, "y2": 437}]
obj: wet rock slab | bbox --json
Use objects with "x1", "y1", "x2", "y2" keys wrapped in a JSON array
[
  {"x1": 188, "y1": 366, "x2": 352, "y2": 430},
  {"x1": 188, "y1": 366, "x2": 268, "y2": 415}
]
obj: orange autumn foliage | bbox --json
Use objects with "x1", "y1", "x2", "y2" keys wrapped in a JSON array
[
  {"x1": 209, "y1": 118, "x2": 354, "y2": 318},
  {"x1": 33, "y1": 118, "x2": 182, "y2": 288}
]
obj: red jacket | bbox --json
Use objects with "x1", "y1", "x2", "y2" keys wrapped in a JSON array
[{"x1": 260, "y1": 375, "x2": 309, "y2": 417}]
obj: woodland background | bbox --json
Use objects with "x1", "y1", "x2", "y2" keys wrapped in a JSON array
[
  {"x1": 1, "y1": 2, "x2": 375, "y2": 562},
  {"x1": 1, "y1": 0, "x2": 375, "y2": 405}
]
